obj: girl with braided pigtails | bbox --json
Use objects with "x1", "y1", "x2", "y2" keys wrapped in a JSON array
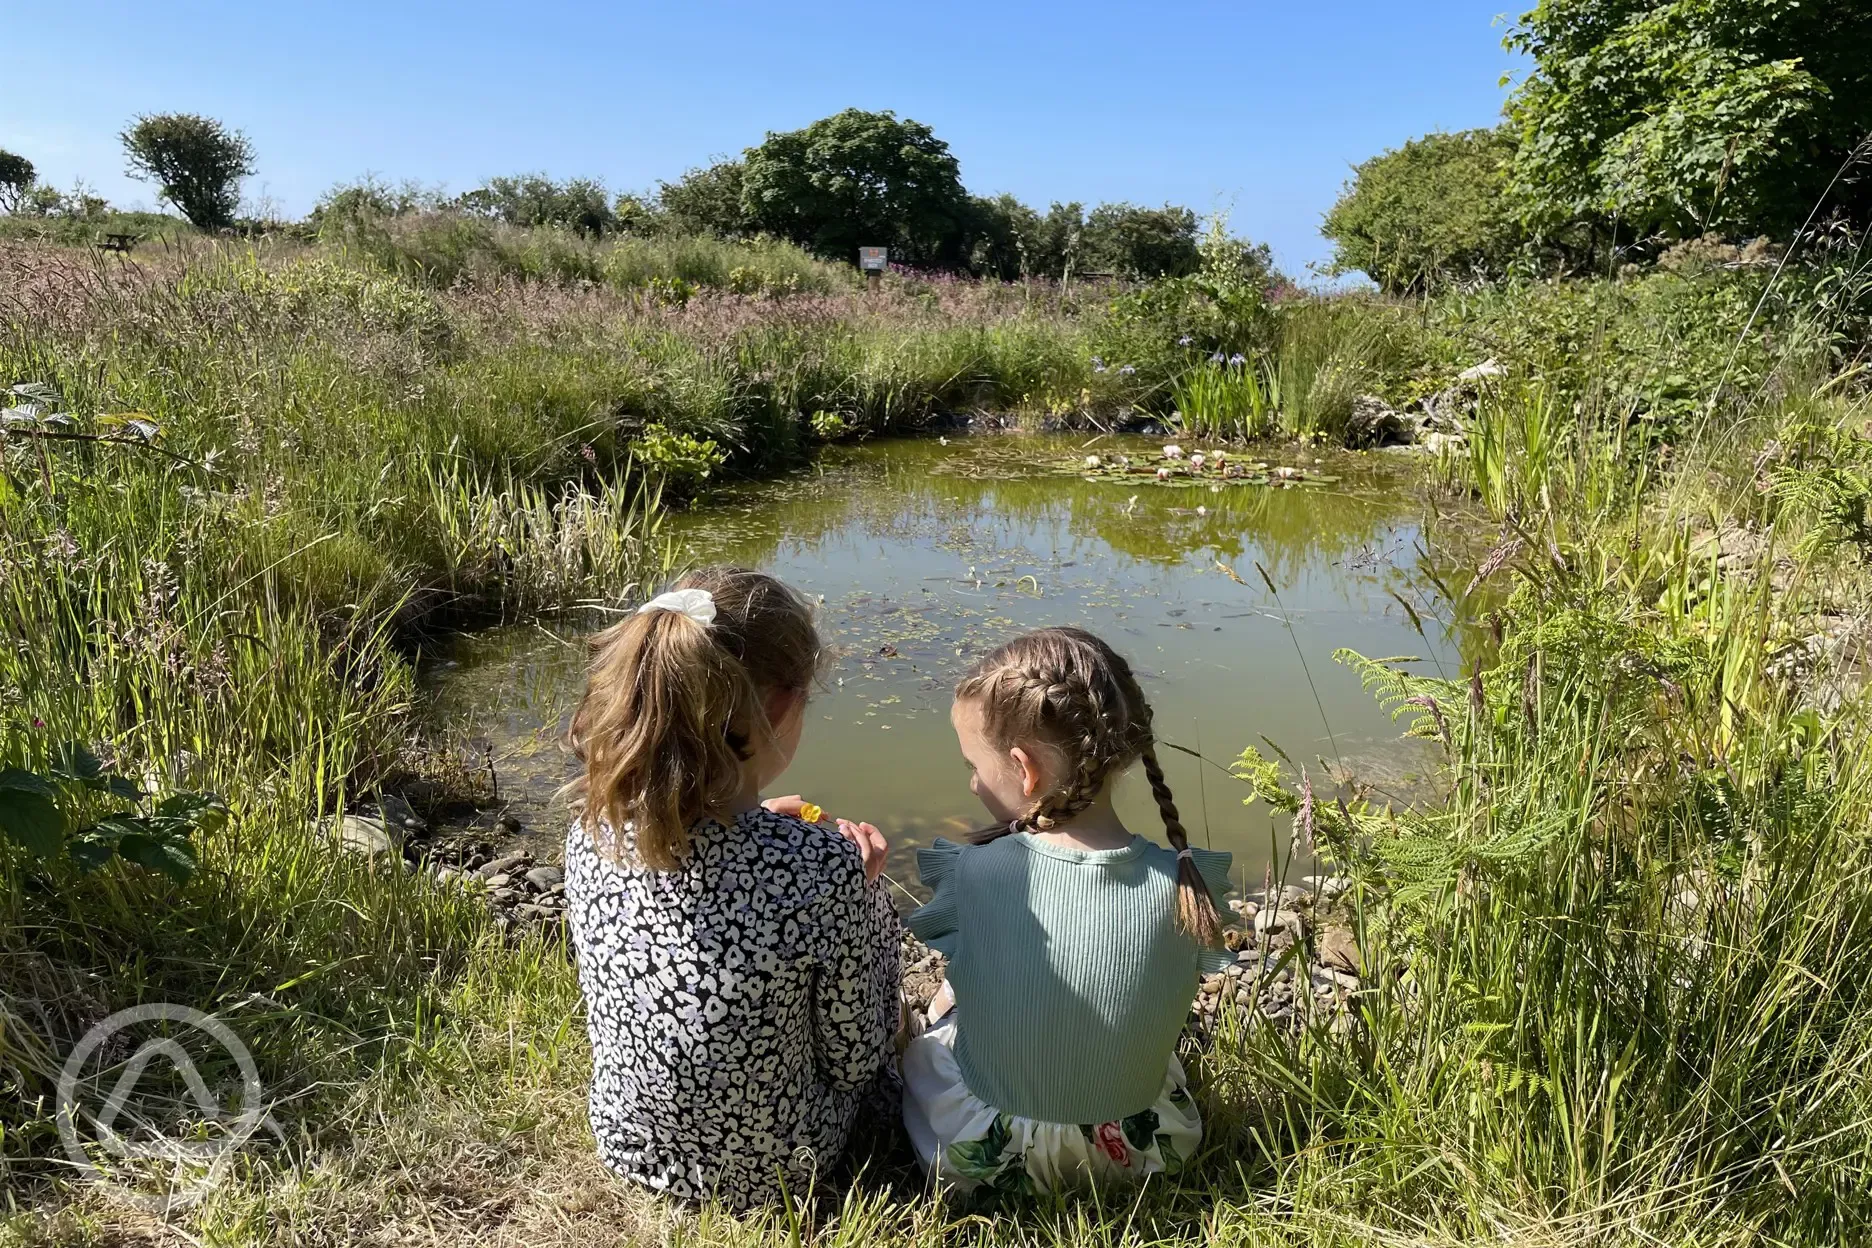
[{"x1": 903, "y1": 627, "x2": 1232, "y2": 1195}]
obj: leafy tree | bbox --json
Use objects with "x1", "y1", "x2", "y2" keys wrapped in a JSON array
[
  {"x1": 1323, "y1": 127, "x2": 1526, "y2": 292},
  {"x1": 120, "y1": 113, "x2": 255, "y2": 230},
  {"x1": 0, "y1": 149, "x2": 35, "y2": 214},
  {"x1": 457, "y1": 174, "x2": 617, "y2": 236},
  {"x1": 1506, "y1": 0, "x2": 1872, "y2": 242},
  {"x1": 740, "y1": 109, "x2": 972, "y2": 267},
  {"x1": 1080, "y1": 203, "x2": 1201, "y2": 278},
  {"x1": 657, "y1": 160, "x2": 751, "y2": 236}
]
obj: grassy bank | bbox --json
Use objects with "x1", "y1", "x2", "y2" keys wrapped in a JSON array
[{"x1": 4, "y1": 227, "x2": 1871, "y2": 1245}]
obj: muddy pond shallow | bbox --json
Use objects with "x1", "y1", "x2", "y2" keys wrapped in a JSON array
[{"x1": 422, "y1": 434, "x2": 1464, "y2": 895}]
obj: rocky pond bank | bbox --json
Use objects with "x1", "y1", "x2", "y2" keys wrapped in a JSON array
[{"x1": 333, "y1": 799, "x2": 1367, "y2": 1037}]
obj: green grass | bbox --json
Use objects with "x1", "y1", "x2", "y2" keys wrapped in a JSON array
[{"x1": 4, "y1": 227, "x2": 1872, "y2": 1245}]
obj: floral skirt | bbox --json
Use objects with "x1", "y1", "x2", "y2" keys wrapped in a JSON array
[{"x1": 901, "y1": 1017, "x2": 1202, "y2": 1196}]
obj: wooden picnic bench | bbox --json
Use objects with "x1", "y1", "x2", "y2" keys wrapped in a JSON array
[{"x1": 95, "y1": 232, "x2": 140, "y2": 253}]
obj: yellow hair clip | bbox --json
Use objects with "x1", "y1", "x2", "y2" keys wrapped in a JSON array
[{"x1": 799, "y1": 802, "x2": 824, "y2": 824}]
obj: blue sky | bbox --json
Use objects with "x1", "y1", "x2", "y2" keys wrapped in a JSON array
[{"x1": 3, "y1": 1, "x2": 1524, "y2": 278}]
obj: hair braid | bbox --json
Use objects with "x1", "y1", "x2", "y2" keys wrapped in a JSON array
[{"x1": 954, "y1": 628, "x2": 1225, "y2": 949}]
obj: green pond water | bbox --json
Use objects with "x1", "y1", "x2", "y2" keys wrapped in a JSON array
[{"x1": 421, "y1": 434, "x2": 1465, "y2": 895}]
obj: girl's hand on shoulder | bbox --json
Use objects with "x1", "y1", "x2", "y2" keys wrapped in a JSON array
[
  {"x1": 762, "y1": 795, "x2": 812, "y2": 820},
  {"x1": 835, "y1": 818, "x2": 887, "y2": 882}
]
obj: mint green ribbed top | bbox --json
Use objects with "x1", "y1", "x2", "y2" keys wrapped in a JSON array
[{"x1": 907, "y1": 833, "x2": 1232, "y2": 1126}]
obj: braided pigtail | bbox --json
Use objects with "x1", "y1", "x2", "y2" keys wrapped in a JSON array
[{"x1": 1140, "y1": 742, "x2": 1224, "y2": 947}]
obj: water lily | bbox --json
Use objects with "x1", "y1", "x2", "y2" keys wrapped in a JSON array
[
  {"x1": 1085, "y1": 455, "x2": 1102, "y2": 468},
  {"x1": 1211, "y1": 450, "x2": 1227, "y2": 464},
  {"x1": 1190, "y1": 453, "x2": 1206, "y2": 470},
  {"x1": 1156, "y1": 466, "x2": 1172, "y2": 480},
  {"x1": 1163, "y1": 444, "x2": 1185, "y2": 459},
  {"x1": 1196, "y1": 505, "x2": 1208, "y2": 516}
]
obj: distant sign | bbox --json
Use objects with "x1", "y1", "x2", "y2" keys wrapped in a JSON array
[{"x1": 858, "y1": 246, "x2": 888, "y2": 272}]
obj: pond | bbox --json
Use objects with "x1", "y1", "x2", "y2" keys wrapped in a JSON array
[{"x1": 421, "y1": 434, "x2": 1466, "y2": 896}]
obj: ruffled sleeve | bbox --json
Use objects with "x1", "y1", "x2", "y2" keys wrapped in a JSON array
[
  {"x1": 1185, "y1": 846, "x2": 1234, "y2": 974},
  {"x1": 905, "y1": 838, "x2": 965, "y2": 957}
]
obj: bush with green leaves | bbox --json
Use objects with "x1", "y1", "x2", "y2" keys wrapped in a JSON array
[
  {"x1": 0, "y1": 148, "x2": 34, "y2": 214},
  {"x1": 656, "y1": 159, "x2": 752, "y2": 237},
  {"x1": 1080, "y1": 201, "x2": 1202, "y2": 279},
  {"x1": 120, "y1": 112, "x2": 255, "y2": 230},
  {"x1": 629, "y1": 423, "x2": 726, "y2": 497},
  {"x1": 456, "y1": 173, "x2": 617, "y2": 237},
  {"x1": 1506, "y1": 0, "x2": 1872, "y2": 243},
  {"x1": 741, "y1": 109, "x2": 973, "y2": 268},
  {"x1": 0, "y1": 745, "x2": 224, "y2": 884},
  {"x1": 1324, "y1": 127, "x2": 1527, "y2": 293}
]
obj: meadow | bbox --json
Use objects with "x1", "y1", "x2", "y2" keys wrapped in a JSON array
[{"x1": 3, "y1": 221, "x2": 1872, "y2": 1247}]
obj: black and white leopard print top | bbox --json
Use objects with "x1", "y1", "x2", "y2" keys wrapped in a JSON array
[{"x1": 564, "y1": 808, "x2": 902, "y2": 1209}]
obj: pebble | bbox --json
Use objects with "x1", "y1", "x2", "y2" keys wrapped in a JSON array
[
  {"x1": 478, "y1": 854, "x2": 528, "y2": 880},
  {"x1": 525, "y1": 866, "x2": 564, "y2": 891},
  {"x1": 496, "y1": 813, "x2": 523, "y2": 834},
  {"x1": 485, "y1": 873, "x2": 513, "y2": 890},
  {"x1": 490, "y1": 887, "x2": 518, "y2": 905}
]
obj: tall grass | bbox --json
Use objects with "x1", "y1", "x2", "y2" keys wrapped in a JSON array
[{"x1": 5, "y1": 227, "x2": 1871, "y2": 1245}]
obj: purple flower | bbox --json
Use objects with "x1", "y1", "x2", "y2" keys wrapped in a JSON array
[
  {"x1": 1228, "y1": 353, "x2": 1247, "y2": 366},
  {"x1": 1209, "y1": 352, "x2": 1225, "y2": 363},
  {"x1": 1093, "y1": 361, "x2": 1107, "y2": 374},
  {"x1": 1177, "y1": 335, "x2": 1193, "y2": 347},
  {"x1": 1118, "y1": 364, "x2": 1136, "y2": 376}
]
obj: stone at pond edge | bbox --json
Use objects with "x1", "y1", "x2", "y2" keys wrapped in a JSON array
[
  {"x1": 331, "y1": 814, "x2": 400, "y2": 858},
  {"x1": 525, "y1": 865, "x2": 564, "y2": 891}
]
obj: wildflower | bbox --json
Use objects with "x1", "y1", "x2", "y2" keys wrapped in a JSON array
[
  {"x1": 1118, "y1": 364, "x2": 1136, "y2": 377},
  {"x1": 1093, "y1": 361, "x2": 1107, "y2": 374},
  {"x1": 31, "y1": 717, "x2": 45, "y2": 730},
  {"x1": 1163, "y1": 444, "x2": 1184, "y2": 459},
  {"x1": 1178, "y1": 335, "x2": 1193, "y2": 347},
  {"x1": 1228, "y1": 353, "x2": 1247, "y2": 366},
  {"x1": 1209, "y1": 352, "x2": 1225, "y2": 364}
]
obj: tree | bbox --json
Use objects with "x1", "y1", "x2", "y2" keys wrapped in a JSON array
[
  {"x1": 1080, "y1": 203, "x2": 1201, "y2": 278},
  {"x1": 1506, "y1": 0, "x2": 1872, "y2": 242},
  {"x1": 657, "y1": 160, "x2": 751, "y2": 237},
  {"x1": 121, "y1": 114, "x2": 255, "y2": 230},
  {"x1": 0, "y1": 149, "x2": 35, "y2": 214},
  {"x1": 1323, "y1": 127, "x2": 1525, "y2": 292},
  {"x1": 456, "y1": 174, "x2": 616, "y2": 236},
  {"x1": 740, "y1": 109, "x2": 972, "y2": 267}
]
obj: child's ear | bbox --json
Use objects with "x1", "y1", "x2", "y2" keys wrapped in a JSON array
[
  {"x1": 1009, "y1": 746, "x2": 1043, "y2": 799},
  {"x1": 764, "y1": 686, "x2": 805, "y2": 730}
]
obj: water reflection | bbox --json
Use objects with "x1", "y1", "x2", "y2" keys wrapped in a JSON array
[{"x1": 422, "y1": 435, "x2": 1465, "y2": 893}]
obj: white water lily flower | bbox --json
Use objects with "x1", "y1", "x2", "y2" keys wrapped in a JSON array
[
  {"x1": 1163, "y1": 444, "x2": 1184, "y2": 459},
  {"x1": 1156, "y1": 466, "x2": 1172, "y2": 480},
  {"x1": 1190, "y1": 453, "x2": 1206, "y2": 469},
  {"x1": 1196, "y1": 505, "x2": 1208, "y2": 516},
  {"x1": 1085, "y1": 455, "x2": 1101, "y2": 468}
]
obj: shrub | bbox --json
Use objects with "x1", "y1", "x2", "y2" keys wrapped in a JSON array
[
  {"x1": 120, "y1": 112, "x2": 256, "y2": 230},
  {"x1": 1323, "y1": 127, "x2": 1526, "y2": 293},
  {"x1": 0, "y1": 149, "x2": 34, "y2": 213}
]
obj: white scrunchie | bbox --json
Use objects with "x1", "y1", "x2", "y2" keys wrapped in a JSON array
[{"x1": 636, "y1": 587, "x2": 716, "y2": 627}]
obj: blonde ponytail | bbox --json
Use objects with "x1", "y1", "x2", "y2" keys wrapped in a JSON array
[{"x1": 566, "y1": 567, "x2": 819, "y2": 868}]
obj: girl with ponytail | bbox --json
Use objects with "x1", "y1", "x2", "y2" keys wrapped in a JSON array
[
  {"x1": 561, "y1": 567, "x2": 901, "y2": 1211},
  {"x1": 902, "y1": 626, "x2": 1232, "y2": 1193}
]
